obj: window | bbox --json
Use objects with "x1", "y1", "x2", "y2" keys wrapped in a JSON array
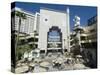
[
  {"x1": 81, "y1": 36, "x2": 86, "y2": 40},
  {"x1": 35, "y1": 38, "x2": 38, "y2": 42},
  {"x1": 47, "y1": 26, "x2": 62, "y2": 48},
  {"x1": 48, "y1": 30, "x2": 60, "y2": 42},
  {"x1": 90, "y1": 29, "x2": 95, "y2": 33},
  {"x1": 45, "y1": 18, "x2": 48, "y2": 21}
]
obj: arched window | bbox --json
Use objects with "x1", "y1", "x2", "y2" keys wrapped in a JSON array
[{"x1": 48, "y1": 26, "x2": 62, "y2": 42}]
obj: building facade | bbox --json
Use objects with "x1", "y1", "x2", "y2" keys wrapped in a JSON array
[
  {"x1": 11, "y1": 7, "x2": 70, "y2": 54},
  {"x1": 38, "y1": 8, "x2": 70, "y2": 54},
  {"x1": 11, "y1": 7, "x2": 40, "y2": 34}
]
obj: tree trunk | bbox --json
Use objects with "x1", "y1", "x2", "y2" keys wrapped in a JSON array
[{"x1": 15, "y1": 17, "x2": 21, "y2": 61}]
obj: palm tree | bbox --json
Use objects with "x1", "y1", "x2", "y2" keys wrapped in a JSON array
[
  {"x1": 12, "y1": 11, "x2": 27, "y2": 61},
  {"x1": 16, "y1": 11, "x2": 26, "y2": 48}
]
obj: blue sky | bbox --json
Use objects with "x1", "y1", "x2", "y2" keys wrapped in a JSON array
[{"x1": 13, "y1": 2, "x2": 97, "y2": 31}]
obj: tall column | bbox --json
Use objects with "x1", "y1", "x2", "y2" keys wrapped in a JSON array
[
  {"x1": 34, "y1": 12, "x2": 38, "y2": 31},
  {"x1": 66, "y1": 7, "x2": 70, "y2": 52}
]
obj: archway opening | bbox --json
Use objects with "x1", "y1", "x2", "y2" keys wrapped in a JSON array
[{"x1": 47, "y1": 26, "x2": 62, "y2": 54}]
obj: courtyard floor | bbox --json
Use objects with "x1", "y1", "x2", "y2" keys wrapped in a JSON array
[{"x1": 15, "y1": 53, "x2": 90, "y2": 73}]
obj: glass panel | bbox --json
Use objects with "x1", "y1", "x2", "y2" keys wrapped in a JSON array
[{"x1": 48, "y1": 30, "x2": 60, "y2": 42}]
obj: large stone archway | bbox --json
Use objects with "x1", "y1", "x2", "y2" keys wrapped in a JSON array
[{"x1": 47, "y1": 26, "x2": 63, "y2": 54}]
